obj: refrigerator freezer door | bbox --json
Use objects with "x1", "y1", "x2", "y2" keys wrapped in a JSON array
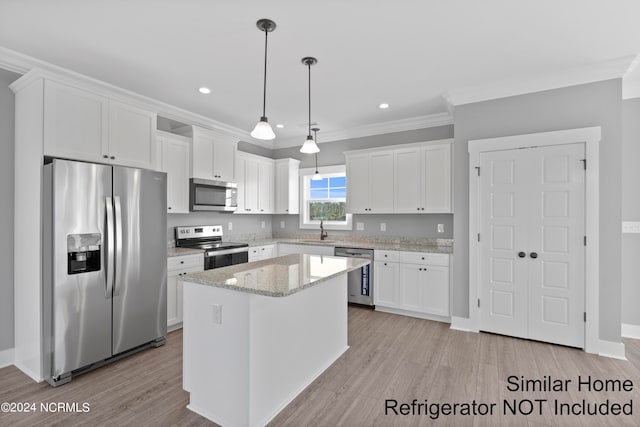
[
  {"x1": 112, "y1": 167, "x2": 167, "y2": 355},
  {"x1": 49, "y1": 159, "x2": 113, "y2": 378}
]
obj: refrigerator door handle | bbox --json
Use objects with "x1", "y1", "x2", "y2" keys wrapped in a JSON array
[
  {"x1": 114, "y1": 196, "x2": 123, "y2": 296},
  {"x1": 105, "y1": 196, "x2": 114, "y2": 298}
]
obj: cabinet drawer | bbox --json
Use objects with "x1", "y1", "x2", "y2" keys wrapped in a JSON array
[
  {"x1": 375, "y1": 250, "x2": 399, "y2": 262},
  {"x1": 399, "y1": 251, "x2": 449, "y2": 266},
  {"x1": 168, "y1": 254, "x2": 204, "y2": 272}
]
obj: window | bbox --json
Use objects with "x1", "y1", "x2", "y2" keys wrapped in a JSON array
[{"x1": 299, "y1": 165, "x2": 352, "y2": 230}]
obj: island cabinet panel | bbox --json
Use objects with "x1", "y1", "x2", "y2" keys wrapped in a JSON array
[{"x1": 182, "y1": 273, "x2": 348, "y2": 426}]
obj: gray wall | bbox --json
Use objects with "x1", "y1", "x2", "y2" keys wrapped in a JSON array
[
  {"x1": 273, "y1": 214, "x2": 454, "y2": 239},
  {"x1": 453, "y1": 79, "x2": 623, "y2": 343},
  {"x1": 167, "y1": 212, "x2": 272, "y2": 243},
  {"x1": 0, "y1": 68, "x2": 20, "y2": 352},
  {"x1": 622, "y1": 98, "x2": 640, "y2": 327},
  {"x1": 270, "y1": 125, "x2": 455, "y2": 238}
]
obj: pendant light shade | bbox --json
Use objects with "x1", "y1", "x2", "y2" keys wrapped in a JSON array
[
  {"x1": 311, "y1": 127, "x2": 322, "y2": 180},
  {"x1": 251, "y1": 19, "x2": 276, "y2": 141},
  {"x1": 300, "y1": 57, "x2": 320, "y2": 153}
]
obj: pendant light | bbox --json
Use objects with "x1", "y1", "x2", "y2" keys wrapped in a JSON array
[
  {"x1": 311, "y1": 128, "x2": 322, "y2": 180},
  {"x1": 300, "y1": 57, "x2": 320, "y2": 153},
  {"x1": 250, "y1": 19, "x2": 277, "y2": 140}
]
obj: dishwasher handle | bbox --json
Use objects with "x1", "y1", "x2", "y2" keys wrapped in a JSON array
[{"x1": 334, "y1": 247, "x2": 374, "y2": 259}]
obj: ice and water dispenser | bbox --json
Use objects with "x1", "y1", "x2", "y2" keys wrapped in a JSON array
[{"x1": 67, "y1": 233, "x2": 101, "y2": 274}]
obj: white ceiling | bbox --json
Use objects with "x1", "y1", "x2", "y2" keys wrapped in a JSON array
[{"x1": 1, "y1": 0, "x2": 639, "y2": 148}]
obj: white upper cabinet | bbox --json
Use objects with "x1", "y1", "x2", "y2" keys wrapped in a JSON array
[
  {"x1": 422, "y1": 143, "x2": 452, "y2": 212},
  {"x1": 258, "y1": 158, "x2": 274, "y2": 214},
  {"x1": 44, "y1": 80, "x2": 109, "y2": 163},
  {"x1": 157, "y1": 131, "x2": 190, "y2": 213},
  {"x1": 236, "y1": 151, "x2": 275, "y2": 214},
  {"x1": 43, "y1": 80, "x2": 157, "y2": 170},
  {"x1": 345, "y1": 149, "x2": 394, "y2": 213},
  {"x1": 274, "y1": 158, "x2": 300, "y2": 214},
  {"x1": 108, "y1": 100, "x2": 156, "y2": 169},
  {"x1": 190, "y1": 126, "x2": 237, "y2": 182},
  {"x1": 345, "y1": 153, "x2": 370, "y2": 214},
  {"x1": 345, "y1": 139, "x2": 453, "y2": 214}
]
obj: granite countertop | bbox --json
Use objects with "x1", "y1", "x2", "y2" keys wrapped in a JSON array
[
  {"x1": 244, "y1": 238, "x2": 453, "y2": 254},
  {"x1": 181, "y1": 254, "x2": 370, "y2": 297},
  {"x1": 167, "y1": 247, "x2": 205, "y2": 257}
]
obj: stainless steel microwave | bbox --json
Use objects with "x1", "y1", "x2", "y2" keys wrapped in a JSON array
[{"x1": 189, "y1": 178, "x2": 238, "y2": 212}]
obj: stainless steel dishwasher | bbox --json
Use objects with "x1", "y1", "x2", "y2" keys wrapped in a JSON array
[{"x1": 334, "y1": 247, "x2": 374, "y2": 306}]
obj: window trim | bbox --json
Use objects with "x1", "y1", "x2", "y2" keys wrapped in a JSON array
[{"x1": 299, "y1": 165, "x2": 353, "y2": 230}]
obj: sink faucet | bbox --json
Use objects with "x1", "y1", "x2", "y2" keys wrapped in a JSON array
[{"x1": 320, "y1": 219, "x2": 328, "y2": 241}]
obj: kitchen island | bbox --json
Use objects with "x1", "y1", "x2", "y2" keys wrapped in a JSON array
[{"x1": 181, "y1": 253, "x2": 370, "y2": 427}]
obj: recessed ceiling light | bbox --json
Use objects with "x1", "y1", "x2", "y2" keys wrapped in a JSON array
[
  {"x1": 378, "y1": 103, "x2": 390, "y2": 109},
  {"x1": 276, "y1": 124, "x2": 284, "y2": 129},
  {"x1": 198, "y1": 87, "x2": 211, "y2": 94}
]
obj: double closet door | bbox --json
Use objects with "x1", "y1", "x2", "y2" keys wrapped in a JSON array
[{"x1": 479, "y1": 143, "x2": 585, "y2": 348}]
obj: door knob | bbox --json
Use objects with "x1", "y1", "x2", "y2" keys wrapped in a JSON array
[
  {"x1": 518, "y1": 252, "x2": 526, "y2": 258},
  {"x1": 530, "y1": 252, "x2": 538, "y2": 259}
]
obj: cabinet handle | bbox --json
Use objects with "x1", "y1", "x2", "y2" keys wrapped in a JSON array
[
  {"x1": 103, "y1": 155, "x2": 108, "y2": 159},
  {"x1": 260, "y1": 209, "x2": 264, "y2": 212},
  {"x1": 246, "y1": 208, "x2": 252, "y2": 211},
  {"x1": 417, "y1": 207, "x2": 420, "y2": 210},
  {"x1": 518, "y1": 252, "x2": 526, "y2": 258},
  {"x1": 110, "y1": 156, "x2": 115, "y2": 160},
  {"x1": 285, "y1": 209, "x2": 288, "y2": 212},
  {"x1": 530, "y1": 252, "x2": 538, "y2": 259},
  {"x1": 421, "y1": 257, "x2": 425, "y2": 260},
  {"x1": 384, "y1": 262, "x2": 387, "y2": 266},
  {"x1": 180, "y1": 261, "x2": 184, "y2": 264},
  {"x1": 168, "y1": 206, "x2": 172, "y2": 210}
]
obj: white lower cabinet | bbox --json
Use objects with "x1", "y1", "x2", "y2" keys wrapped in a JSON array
[
  {"x1": 374, "y1": 250, "x2": 450, "y2": 318},
  {"x1": 374, "y1": 259, "x2": 399, "y2": 307},
  {"x1": 248, "y1": 244, "x2": 276, "y2": 262},
  {"x1": 167, "y1": 253, "x2": 203, "y2": 330}
]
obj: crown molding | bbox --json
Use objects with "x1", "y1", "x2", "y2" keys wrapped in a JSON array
[
  {"x1": 0, "y1": 45, "x2": 259, "y2": 145},
  {"x1": 623, "y1": 54, "x2": 640, "y2": 100},
  {"x1": 444, "y1": 55, "x2": 637, "y2": 107},
  {"x1": 272, "y1": 112, "x2": 453, "y2": 149}
]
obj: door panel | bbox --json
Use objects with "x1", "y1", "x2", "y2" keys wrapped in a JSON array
[
  {"x1": 528, "y1": 144, "x2": 585, "y2": 347},
  {"x1": 112, "y1": 167, "x2": 167, "y2": 354},
  {"x1": 479, "y1": 143, "x2": 584, "y2": 348},
  {"x1": 50, "y1": 160, "x2": 112, "y2": 377},
  {"x1": 480, "y1": 151, "x2": 528, "y2": 338}
]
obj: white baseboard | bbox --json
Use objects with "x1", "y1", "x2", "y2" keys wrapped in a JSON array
[
  {"x1": 0, "y1": 347, "x2": 14, "y2": 369},
  {"x1": 622, "y1": 323, "x2": 640, "y2": 339},
  {"x1": 13, "y1": 360, "x2": 43, "y2": 382},
  {"x1": 374, "y1": 306, "x2": 450, "y2": 324},
  {"x1": 597, "y1": 339, "x2": 627, "y2": 360},
  {"x1": 450, "y1": 316, "x2": 479, "y2": 332}
]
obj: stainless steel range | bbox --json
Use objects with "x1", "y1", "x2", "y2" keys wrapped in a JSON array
[{"x1": 175, "y1": 225, "x2": 249, "y2": 270}]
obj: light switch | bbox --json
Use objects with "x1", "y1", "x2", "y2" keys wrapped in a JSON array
[
  {"x1": 261, "y1": 221, "x2": 265, "y2": 229},
  {"x1": 437, "y1": 224, "x2": 444, "y2": 233},
  {"x1": 380, "y1": 223, "x2": 386, "y2": 232},
  {"x1": 280, "y1": 221, "x2": 285, "y2": 229},
  {"x1": 622, "y1": 221, "x2": 640, "y2": 233},
  {"x1": 228, "y1": 222, "x2": 233, "y2": 231},
  {"x1": 357, "y1": 222, "x2": 365, "y2": 231},
  {"x1": 212, "y1": 304, "x2": 222, "y2": 324}
]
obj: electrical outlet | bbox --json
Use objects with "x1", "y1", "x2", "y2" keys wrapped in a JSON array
[
  {"x1": 357, "y1": 222, "x2": 365, "y2": 231},
  {"x1": 212, "y1": 304, "x2": 222, "y2": 324},
  {"x1": 622, "y1": 221, "x2": 640, "y2": 233},
  {"x1": 261, "y1": 221, "x2": 265, "y2": 229},
  {"x1": 437, "y1": 224, "x2": 444, "y2": 233},
  {"x1": 280, "y1": 221, "x2": 285, "y2": 229},
  {"x1": 380, "y1": 222, "x2": 386, "y2": 231},
  {"x1": 228, "y1": 222, "x2": 233, "y2": 231}
]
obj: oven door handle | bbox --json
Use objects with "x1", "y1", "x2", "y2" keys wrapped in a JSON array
[{"x1": 206, "y1": 247, "x2": 249, "y2": 257}]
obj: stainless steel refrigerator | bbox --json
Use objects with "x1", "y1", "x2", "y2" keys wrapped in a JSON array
[{"x1": 43, "y1": 158, "x2": 167, "y2": 386}]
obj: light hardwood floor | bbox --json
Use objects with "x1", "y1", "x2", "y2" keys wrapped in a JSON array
[{"x1": 1, "y1": 306, "x2": 640, "y2": 426}]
